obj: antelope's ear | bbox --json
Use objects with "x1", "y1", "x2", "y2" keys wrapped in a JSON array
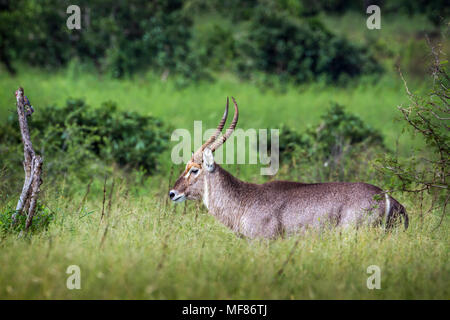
[{"x1": 203, "y1": 148, "x2": 215, "y2": 172}]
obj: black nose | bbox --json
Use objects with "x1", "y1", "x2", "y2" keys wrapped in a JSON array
[{"x1": 169, "y1": 191, "x2": 175, "y2": 199}]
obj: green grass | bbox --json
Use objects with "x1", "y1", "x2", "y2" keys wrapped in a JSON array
[
  {"x1": 0, "y1": 12, "x2": 448, "y2": 300},
  {"x1": 0, "y1": 183, "x2": 448, "y2": 299},
  {"x1": 0, "y1": 67, "x2": 425, "y2": 157},
  {"x1": 0, "y1": 62, "x2": 447, "y2": 300}
]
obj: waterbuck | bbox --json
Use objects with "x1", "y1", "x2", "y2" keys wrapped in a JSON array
[{"x1": 169, "y1": 97, "x2": 408, "y2": 239}]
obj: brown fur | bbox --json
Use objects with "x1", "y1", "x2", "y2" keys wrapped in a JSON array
[
  {"x1": 169, "y1": 98, "x2": 407, "y2": 239},
  {"x1": 170, "y1": 158, "x2": 408, "y2": 239}
]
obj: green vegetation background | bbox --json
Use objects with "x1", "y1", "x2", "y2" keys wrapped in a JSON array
[{"x1": 0, "y1": 1, "x2": 448, "y2": 299}]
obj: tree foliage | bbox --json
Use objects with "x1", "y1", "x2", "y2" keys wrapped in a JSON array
[
  {"x1": 0, "y1": 0, "x2": 203, "y2": 79},
  {"x1": 376, "y1": 41, "x2": 449, "y2": 223},
  {"x1": 0, "y1": 0, "x2": 382, "y2": 84},
  {"x1": 235, "y1": 8, "x2": 382, "y2": 83},
  {"x1": 267, "y1": 103, "x2": 385, "y2": 182}
]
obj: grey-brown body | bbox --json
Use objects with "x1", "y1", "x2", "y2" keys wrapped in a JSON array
[
  {"x1": 169, "y1": 97, "x2": 408, "y2": 239},
  {"x1": 202, "y1": 165, "x2": 407, "y2": 239}
]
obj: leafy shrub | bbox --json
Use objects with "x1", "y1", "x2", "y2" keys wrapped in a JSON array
[
  {"x1": 271, "y1": 103, "x2": 384, "y2": 163},
  {"x1": 236, "y1": 8, "x2": 382, "y2": 83},
  {"x1": 0, "y1": 99, "x2": 170, "y2": 176},
  {"x1": 272, "y1": 123, "x2": 311, "y2": 162},
  {"x1": 307, "y1": 103, "x2": 384, "y2": 157},
  {"x1": 267, "y1": 103, "x2": 385, "y2": 181},
  {"x1": 0, "y1": 202, "x2": 55, "y2": 234}
]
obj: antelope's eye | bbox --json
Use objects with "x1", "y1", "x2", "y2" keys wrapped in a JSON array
[{"x1": 191, "y1": 168, "x2": 199, "y2": 174}]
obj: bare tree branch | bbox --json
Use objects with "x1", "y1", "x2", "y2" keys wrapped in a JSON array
[{"x1": 11, "y1": 87, "x2": 43, "y2": 231}]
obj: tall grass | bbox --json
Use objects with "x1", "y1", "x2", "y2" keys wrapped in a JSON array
[
  {"x1": 1, "y1": 65, "x2": 447, "y2": 300},
  {"x1": 0, "y1": 12, "x2": 447, "y2": 299},
  {"x1": 0, "y1": 182, "x2": 447, "y2": 299}
]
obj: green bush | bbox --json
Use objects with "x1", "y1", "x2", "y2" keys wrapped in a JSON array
[
  {"x1": 1, "y1": 0, "x2": 385, "y2": 84},
  {"x1": 271, "y1": 103, "x2": 384, "y2": 163},
  {"x1": 266, "y1": 103, "x2": 385, "y2": 181},
  {"x1": 0, "y1": 99, "x2": 170, "y2": 176},
  {"x1": 1, "y1": 0, "x2": 444, "y2": 82},
  {"x1": 1, "y1": 0, "x2": 391, "y2": 85},
  {"x1": 236, "y1": 8, "x2": 382, "y2": 83},
  {"x1": 307, "y1": 103, "x2": 384, "y2": 156},
  {"x1": 0, "y1": 0, "x2": 204, "y2": 79},
  {"x1": 273, "y1": 123, "x2": 311, "y2": 162}
]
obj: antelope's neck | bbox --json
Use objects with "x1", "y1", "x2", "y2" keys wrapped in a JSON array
[{"x1": 203, "y1": 165, "x2": 248, "y2": 232}]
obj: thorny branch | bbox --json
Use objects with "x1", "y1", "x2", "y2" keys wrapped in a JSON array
[{"x1": 379, "y1": 39, "x2": 449, "y2": 229}]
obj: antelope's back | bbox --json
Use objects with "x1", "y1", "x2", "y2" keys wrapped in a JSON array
[{"x1": 257, "y1": 181, "x2": 390, "y2": 231}]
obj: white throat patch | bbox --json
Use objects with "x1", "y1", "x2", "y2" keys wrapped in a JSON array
[
  {"x1": 385, "y1": 193, "x2": 391, "y2": 221},
  {"x1": 203, "y1": 174, "x2": 209, "y2": 209}
]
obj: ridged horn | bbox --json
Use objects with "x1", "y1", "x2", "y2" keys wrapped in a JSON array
[
  {"x1": 192, "y1": 97, "x2": 229, "y2": 162},
  {"x1": 208, "y1": 96, "x2": 239, "y2": 152}
]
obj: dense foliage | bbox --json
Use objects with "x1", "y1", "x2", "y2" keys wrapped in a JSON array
[
  {"x1": 1, "y1": 0, "x2": 383, "y2": 83},
  {"x1": 267, "y1": 103, "x2": 385, "y2": 181},
  {"x1": 272, "y1": 103, "x2": 384, "y2": 163},
  {"x1": 236, "y1": 8, "x2": 382, "y2": 83},
  {"x1": 376, "y1": 45, "x2": 449, "y2": 220},
  {"x1": 0, "y1": 99, "x2": 170, "y2": 178},
  {"x1": 0, "y1": 0, "x2": 202, "y2": 79}
]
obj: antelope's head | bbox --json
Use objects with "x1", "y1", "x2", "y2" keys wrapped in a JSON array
[{"x1": 169, "y1": 97, "x2": 239, "y2": 202}]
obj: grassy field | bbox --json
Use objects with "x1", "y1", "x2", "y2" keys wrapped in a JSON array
[
  {"x1": 0, "y1": 68, "x2": 425, "y2": 156},
  {"x1": 0, "y1": 68, "x2": 448, "y2": 299},
  {"x1": 0, "y1": 13, "x2": 448, "y2": 300},
  {"x1": 0, "y1": 182, "x2": 448, "y2": 299}
]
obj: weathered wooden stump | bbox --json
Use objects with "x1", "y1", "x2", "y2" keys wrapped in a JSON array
[{"x1": 11, "y1": 87, "x2": 43, "y2": 230}]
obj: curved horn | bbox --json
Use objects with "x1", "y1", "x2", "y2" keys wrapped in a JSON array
[
  {"x1": 209, "y1": 96, "x2": 239, "y2": 152},
  {"x1": 202, "y1": 97, "x2": 229, "y2": 150},
  {"x1": 192, "y1": 97, "x2": 229, "y2": 162}
]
